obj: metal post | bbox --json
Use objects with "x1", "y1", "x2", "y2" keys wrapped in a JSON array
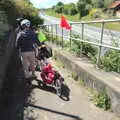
[
  {"x1": 51, "y1": 24, "x2": 53, "y2": 42},
  {"x1": 56, "y1": 24, "x2": 57, "y2": 43},
  {"x1": 96, "y1": 22, "x2": 104, "y2": 67},
  {"x1": 69, "y1": 24, "x2": 72, "y2": 49},
  {"x1": 80, "y1": 23, "x2": 84, "y2": 57},
  {"x1": 61, "y1": 28, "x2": 64, "y2": 47},
  {"x1": 47, "y1": 25, "x2": 50, "y2": 41},
  {"x1": 48, "y1": 25, "x2": 49, "y2": 32}
]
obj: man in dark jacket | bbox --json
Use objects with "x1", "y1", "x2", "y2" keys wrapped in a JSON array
[{"x1": 16, "y1": 19, "x2": 40, "y2": 79}]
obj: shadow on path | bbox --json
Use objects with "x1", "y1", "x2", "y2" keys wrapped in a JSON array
[
  {"x1": 26, "y1": 103, "x2": 82, "y2": 120},
  {"x1": 32, "y1": 79, "x2": 70, "y2": 101}
]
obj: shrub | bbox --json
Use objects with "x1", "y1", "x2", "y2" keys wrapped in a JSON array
[
  {"x1": 100, "y1": 49, "x2": 120, "y2": 72},
  {"x1": 70, "y1": 40, "x2": 97, "y2": 58},
  {"x1": 93, "y1": 90, "x2": 111, "y2": 110}
]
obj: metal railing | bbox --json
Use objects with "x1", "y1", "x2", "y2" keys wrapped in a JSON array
[{"x1": 39, "y1": 19, "x2": 120, "y2": 67}]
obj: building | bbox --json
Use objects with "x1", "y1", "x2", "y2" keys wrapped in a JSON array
[{"x1": 107, "y1": 0, "x2": 120, "y2": 17}]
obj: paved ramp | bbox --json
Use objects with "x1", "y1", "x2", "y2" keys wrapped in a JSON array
[{"x1": 24, "y1": 59, "x2": 118, "y2": 120}]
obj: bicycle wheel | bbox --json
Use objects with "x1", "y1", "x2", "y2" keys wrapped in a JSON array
[{"x1": 55, "y1": 79, "x2": 62, "y2": 97}]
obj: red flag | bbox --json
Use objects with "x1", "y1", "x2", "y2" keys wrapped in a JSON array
[{"x1": 60, "y1": 15, "x2": 71, "y2": 30}]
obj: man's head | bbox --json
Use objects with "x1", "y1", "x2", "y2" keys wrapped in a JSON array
[{"x1": 20, "y1": 19, "x2": 31, "y2": 29}]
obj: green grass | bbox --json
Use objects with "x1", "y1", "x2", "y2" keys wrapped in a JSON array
[
  {"x1": 45, "y1": 9, "x2": 120, "y2": 31},
  {"x1": 87, "y1": 22, "x2": 120, "y2": 31}
]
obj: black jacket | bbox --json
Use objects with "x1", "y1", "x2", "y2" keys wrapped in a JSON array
[{"x1": 16, "y1": 29, "x2": 40, "y2": 52}]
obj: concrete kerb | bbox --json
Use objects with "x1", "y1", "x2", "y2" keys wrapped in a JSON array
[{"x1": 47, "y1": 42, "x2": 120, "y2": 117}]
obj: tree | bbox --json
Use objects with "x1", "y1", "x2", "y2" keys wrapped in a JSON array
[
  {"x1": 0, "y1": 0, "x2": 43, "y2": 26},
  {"x1": 85, "y1": 4, "x2": 92, "y2": 12},
  {"x1": 77, "y1": 0, "x2": 92, "y2": 18},
  {"x1": 54, "y1": 5, "x2": 63, "y2": 13},
  {"x1": 54, "y1": 1, "x2": 64, "y2": 13},
  {"x1": 63, "y1": 5, "x2": 69, "y2": 14},
  {"x1": 52, "y1": 5, "x2": 55, "y2": 10},
  {"x1": 98, "y1": 0, "x2": 104, "y2": 8},
  {"x1": 56, "y1": 2, "x2": 64, "y2": 6},
  {"x1": 92, "y1": 0, "x2": 104, "y2": 8},
  {"x1": 69, "y1": 3, "x2": 77, "y2": 15},
  {"x1": 62, "y1": 3, "x2": 77, "y2": 15}
]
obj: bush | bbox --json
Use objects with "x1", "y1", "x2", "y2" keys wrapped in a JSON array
[
  {"x1": 70, "y1": 39, "x2": 97, "y2": 58},
  {"x1": 94, "y1": 90, "x2": 111, "y2": 110},
  {"x1": 100, "y1": 50, "x2": 120, "y2": 72}
]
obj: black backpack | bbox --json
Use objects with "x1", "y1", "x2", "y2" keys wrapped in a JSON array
[{"x1": 38, "y1": 45, "x2": 52, "y2": 60}]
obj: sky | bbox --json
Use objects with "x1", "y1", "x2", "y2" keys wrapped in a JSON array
[{"x1": 30, "y1": 0, "x2": 78, "y2": 8}]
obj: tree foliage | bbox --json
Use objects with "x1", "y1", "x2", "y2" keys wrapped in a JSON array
[
  {"x1": 54, "y1": 5, "x2": 63, "y2": 13},
  {"x1": 54, "y1": 1, "x2": 64, "y2": 13},
  {"x1": 53, "y1": 2, "x2": 77, "y2": 15},
  {"x1": 63, "y1": 3, "x2": 77, "y2": 15},
  {"x1": 77, "y1": 0, "x2": 92, "y2": 18},
  {"x1": 51, "y1": 0, "x2": 115, "y2": 19},
  {"x1": 92, "y1": 0, "x2": 114, "y2": 8},
  {"x1": 56, "y1": 2, "x2": 64, "y2": 6},
  {"x1": 68, "y1": 3, "x2": 77, "y2": 15},
  {"x1": 0, "y1": 0, "x2": 43, "y2": 27}
]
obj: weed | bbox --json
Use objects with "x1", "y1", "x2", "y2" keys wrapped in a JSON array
[
  {"x1": 93, "y1": 90, "x2": 111, "y2": 110},
  {"x1": 71, "y1": 72, "x2": 79, "y2": 81}
]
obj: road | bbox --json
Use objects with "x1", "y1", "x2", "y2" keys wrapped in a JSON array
[
  {"x1": 39, "y1": 13, "x2": 120, "y2": 46},
  {"x1": 24, "y1": 57, "x2": 118, "y2": 120}
]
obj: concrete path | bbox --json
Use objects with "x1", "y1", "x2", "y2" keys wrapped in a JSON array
[
  {"x1": 1, "y1": 49, "x2": 118, "y2": 120},
  {"x1": 24, "y1": 58, "x2": 119, "y2": 120}
]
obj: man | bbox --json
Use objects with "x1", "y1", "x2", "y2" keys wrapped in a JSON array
[{"x1": 16, "y1": 19, "x2": 40, "y2": 80}]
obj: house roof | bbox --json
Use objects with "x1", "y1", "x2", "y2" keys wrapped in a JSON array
[{"x1": 108, "y1": 0, "x2": 120, "y2": 9}]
